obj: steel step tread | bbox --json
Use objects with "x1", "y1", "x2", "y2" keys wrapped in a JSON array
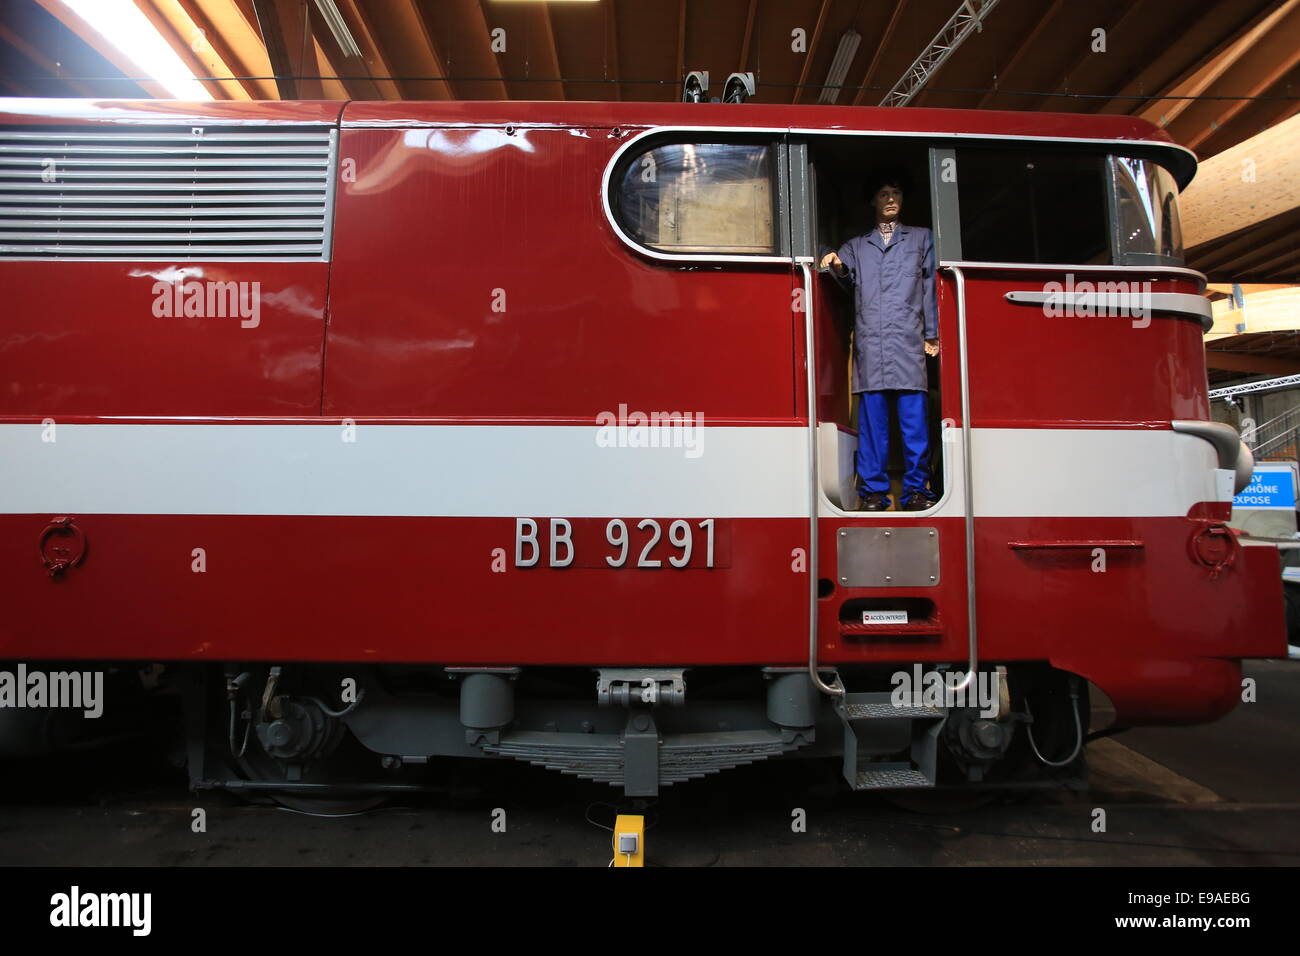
[
  {"x1": 842, "y1": 701, "x2": 944, "y2": 720},
  {"x1": 852, "y1": 765, "x2": 934, "y2": 790},
  {"x1": 837, "y1": 691, "x2": 944, "y2": 721}
]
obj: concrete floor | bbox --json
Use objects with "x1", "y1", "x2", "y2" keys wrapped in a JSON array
[{"x1": 0, "y1": 661, "x2": 1296, "y2": 866}]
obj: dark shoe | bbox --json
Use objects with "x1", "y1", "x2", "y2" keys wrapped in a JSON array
[
  {"x1": 860, "y1": 492, "x2": 891, "y2": 512},
  {"x1": 901, "y1": 492, "x2": 934, "y2": 512}
]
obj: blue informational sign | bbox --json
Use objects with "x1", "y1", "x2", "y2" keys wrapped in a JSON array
[{"x1": 1233, "y1": 466, "x2": 1298, "y2": 510}]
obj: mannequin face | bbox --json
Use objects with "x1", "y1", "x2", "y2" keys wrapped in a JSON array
[{"x1": 871, "y1": 185, "x2": 903, "y2": 223}]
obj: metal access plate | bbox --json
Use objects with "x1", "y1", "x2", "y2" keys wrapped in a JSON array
[{"x1": 836, "y1": 526, "x2": 940, "y2": 588}]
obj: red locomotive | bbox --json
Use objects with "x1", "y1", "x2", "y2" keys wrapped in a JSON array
[{"x1": 0, "y1": 97, "x2": 1283, "y2": 807}]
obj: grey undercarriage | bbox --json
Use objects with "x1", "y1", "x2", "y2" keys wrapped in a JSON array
[{"x1": 178, "y1": 662, "x2": 1088, "y2": 801}]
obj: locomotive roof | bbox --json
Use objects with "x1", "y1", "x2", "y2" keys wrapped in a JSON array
[{"x1": 0, "y1": 97, "x2": 1196, "y2": 186}]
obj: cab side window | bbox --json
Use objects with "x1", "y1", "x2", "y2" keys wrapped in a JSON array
[
  {"x1": 613, "y1": 142, "x2": 777, "y2": 255},
  {"x1": 955, "y1": 149, "x2": 1110, "y2": 265}
]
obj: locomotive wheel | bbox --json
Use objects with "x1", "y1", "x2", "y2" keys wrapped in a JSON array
[
  {"x1": 234, "y1": 731, "x2": 390, "y2": 816},
  {"x1": 218, "y1": 667, "x2": 394, "y2": 815},
  {"x1": 230, "y1": 702, "x2": 390, "y2": 816}
]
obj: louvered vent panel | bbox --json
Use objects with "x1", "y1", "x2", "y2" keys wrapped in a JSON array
[{"x1": 0, "y1": 126, "x2": 336, "y2": 260}]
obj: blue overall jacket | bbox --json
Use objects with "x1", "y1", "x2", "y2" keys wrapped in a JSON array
[{"x1": 835, "y1": 224, "x2": 938, "y2": 392}]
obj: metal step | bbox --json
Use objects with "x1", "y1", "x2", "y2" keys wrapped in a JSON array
[
  {"x1": 836, "y1": 692, "x2": 943, "y2": 791},
  {"x1": 852, "y1": 764, "x2": 934, "y2": 790},
  {"x1": 837, "y1": 692, "x2": 945, "y2": 722},
  {"x1": 842, "y1": 700, "x2": 944, "y2": 720}
]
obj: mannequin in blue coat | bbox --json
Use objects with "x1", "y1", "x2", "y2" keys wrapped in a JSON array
[{"x1": 820, "y1": 175, "x2": 938, "y2": 512}]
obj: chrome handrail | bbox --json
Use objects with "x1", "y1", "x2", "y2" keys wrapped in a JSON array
[
  {"x1": 945, "y1": 265, "x2": 978, "y2": 694},
  {"x1": 804, "y1": 262, "x2": 979, "y2": 695},
  {"x1": 800, "y1": 260, "x2": 844, "y2": 698}
]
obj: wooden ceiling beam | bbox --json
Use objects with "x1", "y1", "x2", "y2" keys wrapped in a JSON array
[
  {"x1": 1197, "y1": 218, "x2": 1300, "y2": 272},
  {"x1": 792, "y1": 0, "x2": 832, "y2": 105},
  {"x1": 1181, "y1": 112, "x2": 1300, "y2": 250},
  {"x1": 176, "y1": 0, "x2": 266, "y2": 99},
  {"x1": 1136, "y1": 0, "x2": 1299, "y2": 128},
  {"x1": 251, "y1": 0, "x2": 299, "y2": 98},
  {"x1": 1205, "y1": 288, "x2": 1300, "y2": 337},
  {"x1": 851, "y1": 0, "x2": 907, "y2": 107},
  {"x1": 737, "y1": 0, "x2": 756, "y2": 74},
  {"x1": 312, "y1": 42, "x2": 353, "y2": 98},
  {"x1": 1243, "y1": 248, "x2": 1300, "y2": 282},
  {"x1": 334, "y1": 0, "x2": 402, "y2": 99},
  {"x1": 1185, "y1": 53, "x2": 1300, "y2": 154},
  {"x1": 1196, "y1": 74, "x2": 1300, "y2": 159},
  {"x1": 1207, "y1": 283, "x2": 1296, "y2": 296},
  {"x1": 221, "y1": 0, "x2": 288, "y2": 99},
  {"x1": 606, "y1": 0, "x2": 622, "y2": 100},
  {"x1": 536, "y1": 1, "x2": 566, "y2": 100},
  {"x1": 1180, "y1": 6, "x2": 1300, "y2": 151},
  {"x1": 388, "y1": 0, "x2": 454, "y2": 100},
  {"x1": 1092, "y1": 3, "x2": 1258, "y2": 115},
  {"x1": 249, "y1": 0, "x2": 353, "y2": 100},
  {"x1": 133, "y1": 0, "x2": 246, "y2": 100},
  {"x1": 1204, "y1": 352, "x2": 1300, "y2": 375},
  {"x1": 463, "y1": 0, "x2": 509, "y2": 100},
  {"x1": 1032, "y1": 2, "x2": 1141, "y2": 112},
  {"x1": 974, "y1": 0, "x2": 1063, "y2": 110},
  {"x1": 303, "y1": 2, "x2": 380, "y2": 100},
  {"x1": 1196, "y1": 226, "x2": 1300, "y2": 277}
]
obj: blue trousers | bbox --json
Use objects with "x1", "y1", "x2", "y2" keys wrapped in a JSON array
[{"x1": 856, "y1": 390, "x2": 933, "y2": 495}]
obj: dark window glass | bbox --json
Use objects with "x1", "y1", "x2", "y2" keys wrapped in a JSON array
[
  {"x1": 614, "y1": 143, "x2": 776, "y2": 255},
  {"x1": 955, "y1": 149, "x2": 1110, "y2": 264}
]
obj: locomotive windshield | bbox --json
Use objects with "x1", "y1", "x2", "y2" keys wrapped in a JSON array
[
  {"x1": 949, "y1": 147, "x2": 1185, "y2": 267},
  {"x1": 1112, "y1": 156, "x2": 1184, "y2": 265}
]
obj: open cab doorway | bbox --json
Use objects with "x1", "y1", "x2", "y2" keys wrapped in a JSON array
[{"x1": 803, "y1": 136, "x2": 947, "y2": 515}]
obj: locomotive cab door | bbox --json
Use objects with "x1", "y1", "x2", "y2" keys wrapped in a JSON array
[
  {"x1": 791, "y1": 137, "x2": 976, "y2": 675},
  {"x1": 794, "y1": 138, "x2": 955, "y2": 516}
]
